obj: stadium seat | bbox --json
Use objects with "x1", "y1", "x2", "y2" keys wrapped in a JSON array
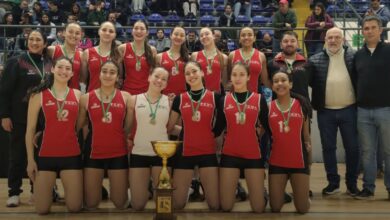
[
  {"x1": 251, "y1": 5, "x2": 263, "y2": 15},
  {"x1": 184, "y1": 16, "x2": 198, "y2": 27},
  {"x1": 235, "y1": 15, "x2": 251, "y2": 26},
  {"x1": 227, "y1": 39, "x2": 237, "y2": 51},
  {"x1": 200, "y1": 3, "x2": 215, "y2": 15},
  {"x1": 148, "y1": 13, "x2": 164, "y2": 26},
  {"x1": 252, "y1": 15, "x2": 271, "y2": 26},
  {"x1": 215, "y1": 4, "x2": 225, "y2": 14},
  {"x1": 165, "y1": 15, "x2": 181, "y2": 26},
  {"x1": 326, "y1": 5, "x2": 341, "y2": 17},
  {"x1": 130, "y1": 14, "x2": 146, "y2": 24},
  {"x1": 200, "y1": 0, "x2": 213, "y2": 4},
  {"x1": 214, "y1": 0, "x2": 225, "y2": 5},
  {"x1": 200, "y1": 15, "x2": 217, "y2": 26}
]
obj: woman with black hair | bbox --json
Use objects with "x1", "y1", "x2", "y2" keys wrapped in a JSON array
[
  {"x1": 26, "y1": 57, "x2": 82, "y2": 214},
  {"x1": 304, "y1": 2, "x2": 334, "y2": 56},
  {"x1": 268, "y1": 69, "x2": 311, "y2": 213},
  {"x1": 0, "y1": 30, "x2": 52, "y2": 207}
]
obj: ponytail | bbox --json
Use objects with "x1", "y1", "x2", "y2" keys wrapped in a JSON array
[
  {"x1": 27, "y1": 73, "x2": 54, "y2": 100},
  {"x1": 110, "y1": 39, "x2": 121, "y2": 65},
  {"x1": 144, "y1": 39, "x2": 155, "y2": 68}
]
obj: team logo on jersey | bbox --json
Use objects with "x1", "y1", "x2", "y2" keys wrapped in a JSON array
[
  {"x1": 27, "y1": 69, "x2": 36, "y2": 75},
  {"x1": 73, "y1": 60, "x2": 81, "y2": 65},
  {"x1": 182, "y1": 103, "x2": 191, "y2": 109},
  {"x1": 126, "y1": 54, "x2": 134, "y2": 59},
  {"x1": 137, "y1": 104, "x2": 146, "y2": 108},
  {"x1": 290, "y1": 112, "x2": 302, "y2": 118},
  {"x1": 45, "y1": 100, "x2": 55, "y2": 106},
  {"x1": 162, "y1": 60, "x2": 169, "y2": 65},
  {"x1": 91, "y1": 102, "x2": 100, "y2": 109},
  {"x1": 90, "y1": 57, "x2": 98, "y2": 62},
  {"x1": 226, "y1": 104, "x2": 234, "y2": 110},
  {"x1": 270, "y1": 112, "x2": 278, "y2": 118}
]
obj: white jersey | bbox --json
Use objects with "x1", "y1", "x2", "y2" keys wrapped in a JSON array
[{"x1": 132, "y1": 93, "x2": 170, "y2": 156}]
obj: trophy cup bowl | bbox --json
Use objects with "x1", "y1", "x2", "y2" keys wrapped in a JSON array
[{"x1": 151, "y1": 141, "x2": 181, "y2": 189}]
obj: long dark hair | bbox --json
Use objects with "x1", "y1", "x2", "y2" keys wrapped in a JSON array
[
  {"x1": 99, "y1": 21, "x2": 121, "y2": 62},
  {"x1": 171, "y1": 26, "x2": 189, "y2": 62},
  {"x1": 27, "y1": 57, "x2": 73, "y2": 98},
  {"x1": 133, "y1": 20, "x2": 155, "y2": 68},
  {"x1": 271, "y1": 69, "x2": 312, "y2": 119},
  {"x1": 313, "y1": 2, "x2": 325, "y2": 21}
]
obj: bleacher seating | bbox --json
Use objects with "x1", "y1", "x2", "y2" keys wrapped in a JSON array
[
  {"x1": 148, "y1": 13, "x2": 164, "y2": 26},
  {"x1": 235, "y1": 15, "x2": 251, "y2": 26},
  {"x1": 252, "y1": 15, "x2": 271, "y2": 26},
  {"x1": 130, "y1": 14, "x2": 146, "y2": 24},
  {"x1": 165, "y1": 15, "x2": 181, "y2": 26},
  {"x1": 200, "y1": 3, "x2": 215, "y2": 15},
  {"x1": 200, "y1": 15, "x2": 217, "y2": 26}
]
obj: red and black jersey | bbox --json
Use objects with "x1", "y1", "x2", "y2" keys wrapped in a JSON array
[
  {"x1": 160, "y1": 51, "x2": 186, "y2": 96},
  {"x1": 232, "y1": 49, "x2": 262, "y2": 92},
  {"x1": 180, "y1": 90, "x2": 216, "y2": 156},
  {"x1": 196, "y1": 51, "x2": 222, "y2": 92},
  {"x1": 222, "y1": 92, "x2": 262, "y2": 159},
  {"x1": 52, "y1": 45, "x2": 82, "y2": 89},
  {"x1": 87, "y1": 47, "x2": 109, "y2": 92},
  {"x1": 123, "y1": 43, "x2": 150, "y2": 94},
  {"x1": 40, "y1": 89, "x2": 80, "y2": 157},
  {"x1": 269, "y1": 98, "x2": 305, "y2": 168},
  {"x1": 87, "y1": 89, "x2": 127, "y2": 159}
]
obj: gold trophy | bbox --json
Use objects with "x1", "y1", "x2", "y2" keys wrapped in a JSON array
[{"x1": 151, "y1": 141, "x2": 181, "y2": 220}]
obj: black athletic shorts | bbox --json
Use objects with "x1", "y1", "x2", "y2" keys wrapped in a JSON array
[
  {"x1": 268, "y1": 164, "x2": 310, "y2": 175},
  {"x1": 220, "y1": 154, "x2": 265, "y2": 169},
  {"x1": 129, "y1": 154, "x2": 174, "y2": 168},
  {"x1": 174, "y1": 154, "x2": 219, "y2": 169},
  {"x1": 84, "y1": 153, "x2": 128, "y2": 170},
  {"x1": 37, "y1": 155, "x2": 83, "y2": 172}
]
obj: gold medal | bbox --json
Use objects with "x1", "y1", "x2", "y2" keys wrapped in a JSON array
[
  {"x1": 150, "y1": 118, "x2": 156, "y2": 125},
  {"x1": 207, "y1": 65, "x2": 212, "y2": 75},
  {"x1": 171, "y1": 66, "x2": 178, "y2": 76},
  {"x1": 192, "y1": 111, "x2": 201, "y2": 122},
  {"x1": 57, "y1": 110, "x2": 62, "y2": 121},
  {"x1": 284, "y1": 125, "x2": 290, "y2": 133},
  {"x1": 136, "y1": 62, "x2": 141, "y2": 71},
  {"x1": 102, "y1": 117, "x2": 107, "y2": 123},
  {"x1": 239, "y1": 112, "x2": 246, "y2": 125}
]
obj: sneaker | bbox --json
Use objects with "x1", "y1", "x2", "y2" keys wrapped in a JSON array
[
  {"x1": 355, "y1": 188, "x2": 374, "y2": 200},
  {"x1": 6, "y1": 196, "x2": 20, "y2": 207},
  {"x1": 102, "y1": 186, "x2": 109, "y2": 200},
  {"x1": 346, "y1": 186, "x2": 360, "y2": 197},
  {"x1": 309, "y1": 190, "x2": 313, "y2": 198},
  {"x1": 236, "y1": 182, "x2": 247, "y2": 202},
  {"x1": 322, "y1": 184, "x2": 340, "y2": 195},
  {"x1": 284, "y1": 192, "x2": 292, "y2": 203},
  {"x1": 189, "y1": 180, "x2": 205, "y2": 202}
]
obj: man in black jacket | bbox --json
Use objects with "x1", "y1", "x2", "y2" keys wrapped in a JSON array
[
  {"x1": 306, "y1": 27, "x2": 360, "y2": 197},
  {"x1": 352, "y1": 16, "x2": 390, "y2": 200}
]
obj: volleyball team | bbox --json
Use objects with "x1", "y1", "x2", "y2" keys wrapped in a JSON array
[{"x1": 0, "y1": 20, "x2": 311, "y2": 214}]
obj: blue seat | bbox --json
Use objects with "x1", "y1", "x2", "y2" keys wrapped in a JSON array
[
  {"x1": 227, "y1": 39, "x2": 237, "y2": 52},
  {"x1": 251, "y1": 5, "x2": 263, "y2": 15},
  {"x1": 184, "y1": 16, "x2": 198, "y2": 27},
  {"x1": 164, "y1": 28, "x2": 172, "y2": 36},
  {"x1": 165, "y1": 15, "x2": 181, "y2": 26},
  {"x1": 252, "y1": 15, "x2": 270, "y2": 26},
  {"x1": 148, "y1": 13, "x2": 164, "y2": 26},
  {"x1": 200, "y1": 15, "x2": 216, "y2": 26},
  {"x1": 200, "y1": 3, "x2": 215, "y2": 15},
  {"x1": 130, "y1": 14, "x2": 146, "y2": 24},
  {"x1": 149, "y1": 28, "x2": 157, "y2": 36},
  {"x1": 326, "y1": 5, "x2": 341, "y2": 17},
  {"x1": 235, "y1": 15, "x2": 251, "y2": 26},
  {"x1": 215, "y1": 4, "x2": 225, "y2": 14},
  {"x1": 214, "y1": 0, "x2": 225, "y2": 4},
  {"x1": 200, "y1": 0, "x2": 213, "y2": 4}
]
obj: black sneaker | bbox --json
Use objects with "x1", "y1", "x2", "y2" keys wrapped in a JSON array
[
  {"x1": 355, "y1": 188, "x2": 374, "y2": 200},
  {"x1": 322, "y1": 184, "x2": 340, "y2": 195},
  {"x1": 102, "y1": 186, "x2": 109, "y2": 200},
  {"x1": 236, "y1": 182, "x2": 247, "y2": 202},
  {"x1": 284, "y1": 192, "x2": 292, "y2": 203},
  {"x1": 346, "y1": 185, "x2": 360, "y2": 197},
  {"x1": 189, "y1": 180, "x2": 205, "y2": 202}
]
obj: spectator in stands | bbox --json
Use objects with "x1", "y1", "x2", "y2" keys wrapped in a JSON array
[
  {"x1": 167, "y1": 0, "x2": 179, "y2": 15},
  {"x1": 38, "y1": 13, "x2": 57, "y2": 43},
  {"x1": 353, "y1": 16, "x2": 390, "y2": 200},
  {"x1": 108, "y1": 11, "x2": 126, "y2": 41},
  {"x1": 271, "y1": 0, "x2": 297, "y2": 53},
  {"x1": 186, "y1": 30, "x2": 202, "y2": 54},
  {"x1": 110, "y1": 0, "x2": 131, "y2": 25},
  {"x1": 364, "y1": 0, "x2": 390, "y2": 40},
  {"x1": 132, "y1": 0, "x2": 146, "y2": 14},
  {"x1": 181, "y1": 0, "x2": 198, "y2": 18},
  {"x1": 219, "y1": 3, "x2": 237, "y2": 40},
  {"x1": 66, "y1": 14, "x2": 78, "y2": 24},
  {"x1": 156, "y1": 29, "x2": 171, "y2": 53},
  {"x1": 0, "y1": 13, "x2": 18, "y2": 53},
  {"x1": 87, "y1": 0, "x2": 107, "y2": 38},
  {"x1": 51, "y1": 29, "x2": 65, "y2": 46},
  {"x1": 77, "y1": 29, "x2": 94, "y2": 50},
  {"x1": 12, "y1": 27, "x2": 32, "y2": 56},
  {"x1": 257, "y1": 32, "x2": 273, "y2": 60},
  {"x1": 70, "y1": 3, "x2": 87, "y2": 25},
  {"x1": 32, "y1": 2, "x2": 43, "y2": 24},
  {"x1": 214, "y1": 29, "x2": 228, "y2": 54},
  {"x1": 306, "y1": 27, "x2": 360, "y2": 197},
  {"x1": 11, "y1": 0, "x2": 30, "y2": 25},
  {"x1": 48, "y1": 0, "x2": 66, "y2": 25},
  {"x1": 19, "y1": 13, "x2": 32, "y2": 26},
  {"x1": 229, "y1": 0, "x2": 252, "y2": 19},
  {"x1": 304, "y1": 2, "x2": 334, "y2": 57}
]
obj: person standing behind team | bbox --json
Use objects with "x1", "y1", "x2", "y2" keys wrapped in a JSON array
[
  {"x1": 155, "y1": 26, "x2": 189, "y2": 98},
  {"x1": 215, "y1": 62, "x2": 268, "y2": 213},
  {"x1": 78, "y1": 61, "x2": 131, "y2": 209},
  {"x1": 268, "y1": 69, "x2": 311, "y2": 214},
  {"x1": 0, "y1": 30, "x2": 52, "y2": 207},
  {"x1": 119, "y1": 20, "x2": 157, "y2": 95},
  {"x1": 167, "y1": 61, "x2": 220, "y2": 210},
  {"x1": 48, "y1": 22, "x2": 82, "y2": 89},
  {"x1": 26, "y1": 57, "x2": 83, "y2": 214},
  {"x1": 80, "y1": 21, "x2": 121, "y2": 92},
  {"x1": 191, "y1": 27, "x2": 228, "y2": 93},
  {"x1": 128, "y1": 67, "x2": 174, "y2": 210},
  {"x1": 229, "y1": 27, "x2": 271, "y2": 91}
]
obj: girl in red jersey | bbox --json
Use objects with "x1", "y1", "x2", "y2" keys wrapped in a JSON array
[
  {"x1": 228, "y1": 27, "x2": 271, "y2": 91},
  {"x1": 268, "y1": 70, "x2": 312, "y2": 214},
  {"x1": 167, "y1": 61, "x2": 220, "y2": 210},
  {"x1": 47, "y1": 22, "x2": 82, "y2": 89},
  {"x1": 216, "y1": 62, "x2": 269, "y2": 213},
  {"x1": 155, "y1": 26, "x2": 189, "y2": 98},
  {"x1": 80, "y1": 21, "x2": 121, "y2": 92},
  {"x1": 191, "y1": 27, "x2": 228, "y2": 93},
  {"x1": 128, "y1": 67, "x2": 174, "y2": 210},
  {"x1": 77, "y1": 61, "x2": 131, "y2": 209},
  {"x1": 119, "y1": 20, "x2": 156, "y2": 95},
  {"x1": 26, "y1": 57, "x2": 82, "y2": 214}
]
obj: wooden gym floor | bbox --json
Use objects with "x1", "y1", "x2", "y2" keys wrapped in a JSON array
[{"x1": 0, "y1": 163, "x2": 388, "y2": 219}]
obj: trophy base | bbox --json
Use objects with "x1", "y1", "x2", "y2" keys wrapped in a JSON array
[{"x1": 155, "y1": 188, "x2": 176, "y2": 220}]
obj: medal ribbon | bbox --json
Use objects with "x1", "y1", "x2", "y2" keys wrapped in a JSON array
[
  {"x1": 97, "y1": 46, "x2": 111, "y2": 66},
  {"x1": 62, "y1": 45, "x2": 74, "y2": 61},
  {"x1": 51, "y1": 86, "x2": 70, "y2": 117},
  {"x1": 240, "y1": 48, "x2": 254, "y2": 65},
  {"x1": 27, "y1": 52, "x2": 45, "y2": 80},
  {"x1": 232, "y1": 92, "x2": 250, "y2": 121},
  {"x1": 100, "y1": 89, "x2": 116, "y2": 119},
  {"x1": 276, "y1": 98, "x2": 293, "y2": 129},
  {"x1": 168, "y1": 50, "x2": 179, "y2": 72},
  {"x1": 189, "y1": 88, "x2": 205, "y2": 117},
  {"x1": 132, "y1": 43, "x2": 144, "y2": 70},
  {"x1": 145, "y1": 93, "x2": 162, "y2": 121}
]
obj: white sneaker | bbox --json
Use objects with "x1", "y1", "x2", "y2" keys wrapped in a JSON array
[{"x1": 6, "y1": 195, "x2": 20, "y2": 207}]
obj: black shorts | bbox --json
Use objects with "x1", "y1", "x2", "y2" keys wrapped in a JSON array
[
  {"x1": 84, "y1": 154, "x2": 129, "y2": 170},
  {"x1": 174, "y1": 154, "x2": 219, "y2": 169},
  {"x1": 220, "y1": 154, "x2": 265, "y2": 169},
  {"x1": 268, "y1": 164, "x2": 310, "y2": 175},
  {"x1": 129, "y1": 154, "x2": 174, "y2": 168},
  {"x1": 37, "y1": 155, "x2": 83, "y2": 172}
]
